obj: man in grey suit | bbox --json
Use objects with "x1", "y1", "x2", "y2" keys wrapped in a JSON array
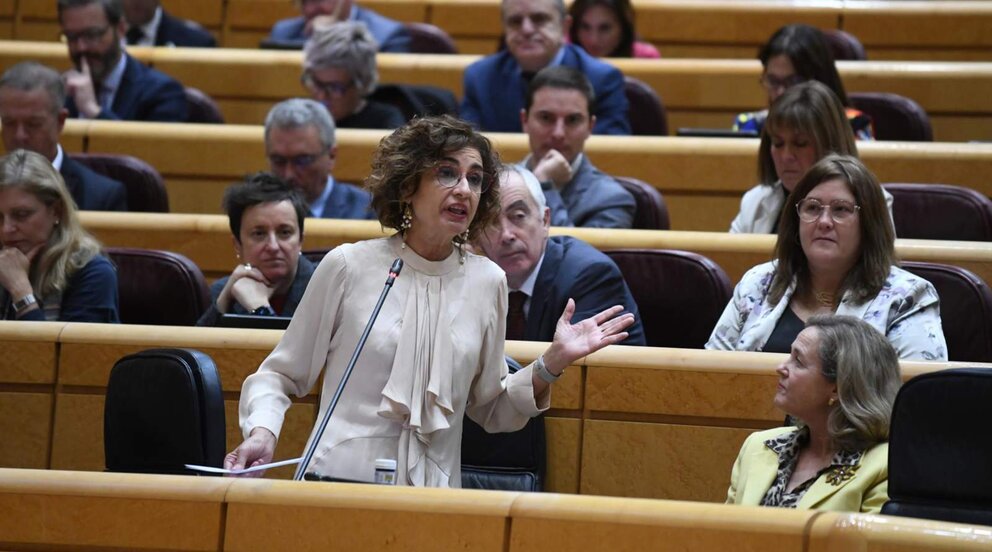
[
  {"x1": 520, "y1": 66, "x2": 634, "y2": 228},
  {"x1": 264, "y1": 99, "x2": 374, "y2": 220}
]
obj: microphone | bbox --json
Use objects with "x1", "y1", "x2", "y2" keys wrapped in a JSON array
[{"x1": 294, "y1": 258, "x2": 404, "y2": 481}]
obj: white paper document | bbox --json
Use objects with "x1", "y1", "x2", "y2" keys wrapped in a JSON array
[{"x1": 184, "y1": 457, "x2": 302, "y2": 475}]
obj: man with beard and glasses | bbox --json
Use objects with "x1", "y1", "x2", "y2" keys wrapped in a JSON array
[{"x1": 58, "y1": 0, "x2": 187, "y2": 122}]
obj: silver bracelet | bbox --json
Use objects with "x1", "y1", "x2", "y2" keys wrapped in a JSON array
[
  {"x1": 533, "y1": 355, "x2": 562, "y2": 383},
  {"x1": 12, "y1": 293, "x2": 37, "y2": 315}
]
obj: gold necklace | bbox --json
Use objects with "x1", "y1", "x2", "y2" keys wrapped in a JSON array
[{"x1": 813, "y1": 290, "x2": 836, "y2": 309}]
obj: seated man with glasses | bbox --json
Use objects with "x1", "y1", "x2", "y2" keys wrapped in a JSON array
[
  {"x1": 58, "y1": 0, "x2": 187, "y2": 122},
  {"x1": 264, "y1": 98, "x2": 375, "y2": 220},
  {"x1": 302, "y1": 22, "x2": 405, "y2": 129}
]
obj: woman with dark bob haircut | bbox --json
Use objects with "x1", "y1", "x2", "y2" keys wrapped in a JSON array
[
  {"x1": 727, "y1": 315, "x2": 900, "y2": 513},
  {"x1": 708, "y1": 154, "x2": 946, "y2": 360},
  {"x1": 733, "y1": 24, "x2": 873, "y2": 140},
  {"x1": 567, "y1": 0, "x2": 659, "y2": 59},
  {"x1": 226, "y1": 115, "x2": 634, "y2": 486}
]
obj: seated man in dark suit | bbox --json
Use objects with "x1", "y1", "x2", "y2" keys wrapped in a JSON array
[
  {"x1": 521, "y1": 66, "x2": 634, "y2": 228},
  {"x1": 58, "y1": 0, "x2": 188, "y2": 121},
  {"x1": 264, "y1": 98, "x2": 375, "y2": 220},
  {"x1": 460, "y1": 0, "x2": 629, "y2": 134},
  {"x1": 268, "y1": 0, "x2": 410, "y2": 52},
  {"x1": 478, "y1": 166, "x2": 645, "y2": 344},
  {"x1": 0, "y1": 62, "x2": 125, "y2": 212},
  {"x1": 122, "y1": 0, "x2": 217, "y2": 47}
]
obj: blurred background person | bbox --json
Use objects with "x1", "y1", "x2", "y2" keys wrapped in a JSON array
[
  {"x1": 269, "y1": 0, "x2": 409, "y2": 52},
  {"x1": 567, "y1": 0, "x2": 659, "y2": 58},
  {"x1": 0, "y1": 149, "x2": 118, "y2": 322},
  {"x1": 302, "y1": 22, "x2": 405, "y2": 129},
  {"x1": 122, "y1": 0, "x2": 216, "y2": 47},
  {"x1": 726, "y1": 315, "x2": 899, "y2": 513},
  {"x1": 733, "y1": 24, "x2": 873, "y2": 140},
  {"x1": 708, "y1": 154, "x2": 946, "y2": 360},
  {"x1": 197, "y1": 173, "x2": 314, "y2": 327}
]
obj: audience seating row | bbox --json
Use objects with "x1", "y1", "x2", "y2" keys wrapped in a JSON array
[
  {"x1": 2, "y1": 321, "x2": 988, "y2": 500},
  {"x1": 6, "y1": 0, "x2": 992, "y2": 61},
  {"x1": 49, "y1": 120, "x2": 992, "y2": 230},
  {"x1": 1, "y1": 41, "x2": 990, "y2": 141},
  {"x1": 2, "y1": 468, "x2": 988, "y2": 552}
]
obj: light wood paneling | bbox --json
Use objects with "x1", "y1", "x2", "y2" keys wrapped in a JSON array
[
  {"x1": 0, "y1": 393, "x2": 52, "y2": 468},
  {"x1": 808, "y1": 511, "x2": 992, "y2": 552}
]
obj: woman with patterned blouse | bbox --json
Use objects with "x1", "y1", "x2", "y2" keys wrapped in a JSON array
[
  {"x1": 707, "y1": 154, "x2": 947, "y2": 360},
  {"x1": 726, "y1": 315, "x2": 900, "y2": 513}
]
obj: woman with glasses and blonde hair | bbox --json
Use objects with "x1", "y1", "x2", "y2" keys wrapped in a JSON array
[
  {"x1": 0, "y1": 149, "x2": 118, "y2": 322},
  {"x1": 733, "y1": 24, "x2": 873, "y2": 140},
  {"x1": 727, "y1": 314, "x2": 900, "y2": 513},
  {"x1": 301, "y1": 21, "x2": 405, "y2": 129},
  {"x1": 225, "y1": 116, "x2": 634, "y2": 486},
  {"x1": 730, "y1": 81, "x2": 892, "y2": 234},
  {"x1": 708, "y1": 154, "x2": 945, "y2": 360}
]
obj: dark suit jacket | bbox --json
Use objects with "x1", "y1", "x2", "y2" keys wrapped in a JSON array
[
  {"x1": 460, "y1": 44, "x2": 630, "y2": 135},
  {"x1": 524, "y1": 236, "x2": 645, "y2": 345},
  {"x1": 544, "y1": 156, "x2": 635, "y2": 228},
  {"x1": 60, "y1": 156, "x2": 128, "y2": 212},
  {"x1": 196, "y1": 256, "x2": 316, "y2": 326},
  {"x1": 154, "y1": 10, "x2": 216, "y2": 47},
  {"x1": 320, "y1": 181, "x2": 376, "y2": 220},
  {"x1": 268, "y1": 7, "x2": 410, "y2": 52},
  {"x1": 65, "y1": 54, "x2": 188, "y2": 122}
]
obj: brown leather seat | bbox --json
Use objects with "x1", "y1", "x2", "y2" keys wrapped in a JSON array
[
  {"x1": 822, "y1": 29, "x2": 867, "y2": 60},
  {"x1": 69, "y1": 153, "x2": 169, "y2": 212},
  {"x1": 405, "y1": 22, "x2": 458, "y2": 54},
  {"x1": 614, "y1": 176, "x2": 670, "y2": 230},
  {"x1": 850, "y1": 92, "x2": 933, "y2": 141},
  {"x1": 901, "y1": 261, "x2": 992, "y2": 362},
  {"x1": 184, "y1": 86, "x2": 224, "y2": 124},
  {"x1": 107, "y1": 248, "x2": 211, "y2": 326},
  {"x1": 624, "y1": 76, "x2": 668, "y2": 136},
  {"x1": 884, "y1": 183, "x2": 992, "y2": 241},
  {"x1": 604, "y1": 249, "x2": 732, "y2": 348}
]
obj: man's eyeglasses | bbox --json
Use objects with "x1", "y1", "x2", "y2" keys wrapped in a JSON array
[
  {"x1": 268, "y1": 153, "x2": 324, "y2": 169},
  {"x1": 796, "y1": 198, "x2": 861, "y2": 224},
  {"x1": 759, "y1": 73, "x2": 807, "y2": 92},
  {"x1": 301, "y1": 73, "x2": 355, "y2": 97},
  {"x1": 61, "y1": 25, "x2": 111, "y2": 45},
  {"x1": 434, "y1": 164, "x2": 490, "y2": 194}
]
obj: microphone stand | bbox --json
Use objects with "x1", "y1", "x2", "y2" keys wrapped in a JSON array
[{"x1": 293, "y1": 258, "x2": 404, "y2": 481}]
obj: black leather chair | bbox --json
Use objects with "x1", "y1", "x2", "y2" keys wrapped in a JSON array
[
  {"x1": 901, "y1": 261, "x2": 992, "y2": 363},
  {"x1": 107, "y1": 247, "x2": 211, "y2": 326},
  {"x1": 184, "y1": 86, "x2": 225, "y2": 124},
  {"x1": 884, "y1": 183, "x2": 992, "y2": 241},
  {"x1": 850, "y1": 92, "x2": 933, "y2": 141},
  {"x1": 624, "y1": 76, "x2": 668, "y2": 136},
  {"x1": 368, "y1": 83, "x2": 459, "y2": 121},
  {"x1": 604, "y1": 249, "x2": 732, "y2": 348},
  {"x1": 461, "y1": 357, "x2": 545, "y2": 491},
  {"x1": 105, "y1": 348, "x2": 226, "y2": 474},
  {"x1": 822, "y1": 29, "x2": 867, "y2": 60},
  {"x1": 882, "y1": 367, "x2": 992, "y2": 525},
  {"x1": 405, "y1": 22, "x2": 458, "y2": 54},
  {"x1": 614, "y1": 176, "x2": 670, "y2": 230},
  {"x1": 69, "y1": 153, "x2": 169, "y2": 212}
]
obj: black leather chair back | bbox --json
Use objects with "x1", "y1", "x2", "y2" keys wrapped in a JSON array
[
  {"x1": 107, "y1": 247, "x2": 211, "y2": 326},
  {"x1": 605, "y1": 249, "x2": 732, "y2": 348},
  {"x1": 614, "y1": 176, "x2": 670, "y2": 230},
  {"x1": 850, "y1": 92, "x2": 933, "y2": 141},
  {"x1": 369, "y1": 83, "x2": 459, "y2": 121},
  {"x1": 882, "y1": 367, "x2": 992, "y2": 525},
  {"x1": 901, "y1": 261, "x2": 992, "y2": 363},
  {"x1": 69, "y1": 153, "x2": 169, "y2": 212},
  {"x1": 624, "y1": 76, "x2": 668, "y2": 136},
  {"x1": 884, "y1": 183, "x2": 992, "y2": 241},
  {"x1": 822, "y1": 29, "x2": 867, "y2": 60},
  {"x1": 461, "y1": 357, "x2": 545, "y2": 491},
  {"x1": 105, "y1": 348, "x2": 226, "y2": 474},
  {"x1": 184, "y1": 86, "x2": 225, "y2": 123},
  {"x1": 405, "y1": 22, "x2": 458, "y2": 53}
]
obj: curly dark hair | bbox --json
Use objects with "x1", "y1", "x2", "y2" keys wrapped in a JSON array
[{"x1": 365, "y1": 115, "x2": 502, "y2": 242}]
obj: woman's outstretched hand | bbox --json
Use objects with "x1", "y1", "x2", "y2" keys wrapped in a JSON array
[{"x1": 543, "y1": 299, "x2": 635, "y2": 378}]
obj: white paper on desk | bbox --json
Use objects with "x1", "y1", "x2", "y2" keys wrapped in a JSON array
[{"x1": 185, "y1": 457, "x2": 302, "y2": 475}]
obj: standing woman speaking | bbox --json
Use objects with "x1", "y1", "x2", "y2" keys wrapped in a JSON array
[{"x1": 226, "y1": 116, "x2": 634, "y2": 486}]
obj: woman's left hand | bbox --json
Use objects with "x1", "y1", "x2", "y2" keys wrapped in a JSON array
[
  {"x1": 543, "y1": 299, "x2": 635, "y2": 377},
  {"x1": 0, "y1": 244, "x2": 41, "y2": 298}
]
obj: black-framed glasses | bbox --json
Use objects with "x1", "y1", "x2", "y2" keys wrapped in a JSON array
[
  {"x1": 796, "y1": 198, "x2": 861, "y2": 224},
  {"x1": 301, "y1": 72, "x2": 355, "y2": 97},
  {"x1": 268, "y1": 152, "x2": 324, "y2": 169},
  {"x1": 434, "y1": 164, "x2": 490, "y2": 194},
  {"x1": 61, "y1": 25, "x2": 111, "y2": 45},
  {"x1": 759, "y1": 73, "x2": 806, "y2": 92}
]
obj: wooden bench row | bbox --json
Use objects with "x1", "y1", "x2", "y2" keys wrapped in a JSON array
[
  {"x1": 79, "y1": 212, "x2": 992, "y2": 289},
  {"x1": 6, "y1": 0, "x2": 992, "y2": 60},
  {"x1": 1, "y1": 320, "x2": 986, "y2": 502},
  {"x1": 47, "y1": 120, "x2": 992, "y2": 231},
  {"x1": 2, "y1": 468, "x2": 988, "y2": 552},
  {"x1": 2, "y1": 40, "x2": 989, "y2": 140}
]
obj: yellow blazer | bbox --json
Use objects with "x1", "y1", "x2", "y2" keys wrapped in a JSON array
[{"x1": 726, "y1": 426, "x2": 889, "y2": 514}]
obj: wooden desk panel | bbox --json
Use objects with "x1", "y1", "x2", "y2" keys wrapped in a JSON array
[{"x1": 808, "y1": 512, "x2": 992, "y2": 552}]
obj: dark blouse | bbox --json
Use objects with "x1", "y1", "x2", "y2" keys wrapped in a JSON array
[
  {"x1": 762, "y1": 306, "x2": 805, "y2": 353},
  {"x1": 1, "y1": 254, "x2": 119, "y2": 323},
  {"x1": 336, "y1": 100, "x2": 406, "y2": 130},
  {"x1": 760, "y1": 427, "x2": 865, "y2": 508}
]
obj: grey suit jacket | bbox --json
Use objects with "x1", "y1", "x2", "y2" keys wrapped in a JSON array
[{"x1": 544, "y1": 155, "x2": 635, "y2": 229}]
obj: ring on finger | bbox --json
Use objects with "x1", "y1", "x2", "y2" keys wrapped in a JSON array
[{"x1": 242, "y1": 263, "x2": 253, "y2": 271}]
